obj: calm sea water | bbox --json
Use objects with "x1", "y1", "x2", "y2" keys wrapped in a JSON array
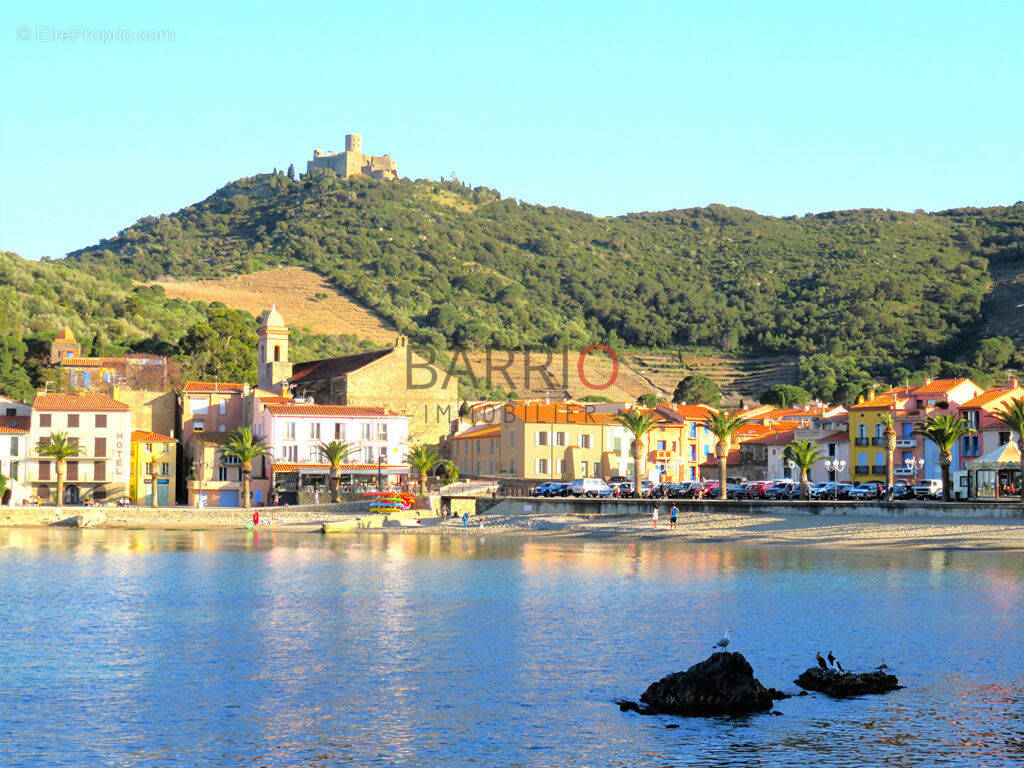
[{"x1": 1, "y1": 528, "x2": 1023, "y2": 767}]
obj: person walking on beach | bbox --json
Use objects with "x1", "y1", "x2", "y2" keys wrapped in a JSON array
[
  {"x1": 652, "y1": 506, "x2": 659, "y2": 529},
  {"x1": 670, "y1": 504, "x2": 679, "y2": 530},
  {"x1": 252, "y1": 510, "x2": 260, "y2": 526}
]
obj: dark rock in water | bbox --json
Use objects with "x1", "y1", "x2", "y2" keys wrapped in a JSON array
[
  {"x1": 616, "y1": 699, "x2": 644, "y2": 713},
  {"x1": 794, "y1": 667, "x2": 902, "y2": 698},
  {"x1": 639, "y1": 652, "x2": 776, "y2": 717},
  {"x1": 768, "y1": 688, "x2": 791, "y2": 700}
]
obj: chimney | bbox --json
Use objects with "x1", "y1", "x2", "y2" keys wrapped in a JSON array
[
  {"x1": 867, "y1": 388, "x2": 875, "y2": 400},
  {"x1": 1011, "y1": 378, "x2": 1020, "y2": 389}
]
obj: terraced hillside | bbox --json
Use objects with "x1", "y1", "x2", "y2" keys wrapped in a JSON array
[{"x1": 624, "y1": 351, "x2": 797, "y2": 403}]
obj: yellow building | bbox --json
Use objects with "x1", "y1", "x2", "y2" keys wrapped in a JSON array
[{"x1": 129, "y1": 430, "x2": 177, "y2": 506}]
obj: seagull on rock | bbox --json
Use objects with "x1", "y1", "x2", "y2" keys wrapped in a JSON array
[{"x1": 713, "y1": 629, "x2": 731, "y2": 650}]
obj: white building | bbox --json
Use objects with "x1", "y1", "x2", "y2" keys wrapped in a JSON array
[
  {"x1": 0, "y1": 395, "x2": 31, "y2": 505},
  {"x1": 252, "y1": 401, "x2": 410, "y2": 500},
  {"x1": 28, "y1": 392, "x2": 132, "y2": 504}
]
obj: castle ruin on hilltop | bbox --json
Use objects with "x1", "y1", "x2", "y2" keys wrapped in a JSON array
[{"x1": 306, "y1": 134, "x2": 398, "y2": 180}]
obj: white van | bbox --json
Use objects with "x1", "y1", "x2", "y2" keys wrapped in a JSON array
[
  {"x1": 912, "y1": 478, "x2": 943, "y2": 499},
  {"x1": 571, "y1": 478, "x2": 611, "y2": 497}
]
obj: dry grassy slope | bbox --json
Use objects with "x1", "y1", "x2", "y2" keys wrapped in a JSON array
[
  {"x1": 151, "y1": 267, "x2": 797, "y2": 402},
  {"x1": 152, "y1": 268, "x2": 399, "y2": 343}
]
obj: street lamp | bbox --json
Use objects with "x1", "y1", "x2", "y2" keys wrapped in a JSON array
[
  {"x1": 786, "y1": 459, "x2": 798, "y2": 498},
  {"x1": 904, "y1": 457, "x2": 925, "y2": 486},
  {"x1": 825, "y1": 459, "x2": 847, "y2": 500},
  {"x1": 377, "y1": 456, "x2": 384, "y2": 492}
]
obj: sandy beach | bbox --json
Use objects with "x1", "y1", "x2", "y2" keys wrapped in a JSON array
[{"x1": 5, "y1": 503, "x2": 1024, "y2": 550}]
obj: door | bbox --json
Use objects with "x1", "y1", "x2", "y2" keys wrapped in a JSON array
[
  {"x1": 157, "y1": 480, "x2": 170, "y2": 506},
  {"x1": 63, "y1": 485, "x2": 80, "y2": 505},
  {"x1": 219, "y1": 489, "x2": 240, "y2": 507}
]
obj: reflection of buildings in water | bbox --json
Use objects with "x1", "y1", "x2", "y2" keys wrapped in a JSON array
[{"x1": 936, "y1": 679, "x2": 1024, "y2": 762}]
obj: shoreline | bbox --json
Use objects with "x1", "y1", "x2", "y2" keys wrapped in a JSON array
[{"x1": 5, "y1": 505, "x2": 1024, "y2": 551}]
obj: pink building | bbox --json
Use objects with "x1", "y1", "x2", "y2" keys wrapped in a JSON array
[{"x1": 958, "y1": 381, "x2": 1023, "y2": 470}]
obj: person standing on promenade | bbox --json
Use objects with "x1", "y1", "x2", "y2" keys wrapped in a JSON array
[
  {"x1": 652, "y1": 506, "x2": 659, "y2": 529},
  {"x1": 670, "y1": 504, "x2": 679, "y2": 529}
]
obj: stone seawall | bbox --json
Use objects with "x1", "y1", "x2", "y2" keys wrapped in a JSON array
[{"x1": 478, "y1": 497, "x2": 1024, "y2": 520}]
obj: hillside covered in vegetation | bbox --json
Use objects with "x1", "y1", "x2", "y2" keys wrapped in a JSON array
[{"x1": 61, "y1": 171, "x2": 1023, "y2": 399}]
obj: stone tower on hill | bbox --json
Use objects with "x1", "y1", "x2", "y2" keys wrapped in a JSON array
[{"x1": 306, "y1": 134, "x2": 398, "y2": 180}]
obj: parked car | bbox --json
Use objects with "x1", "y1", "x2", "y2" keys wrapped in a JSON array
[
  {"x1": 763, "y1": 481, "x2": 797, "y2": 500},
  {"x1": 892, "y1": 480, "x2": 914, "y2": 500},
  {"x1": 571, "y1": 478, "x2": 612, "y2": 498},
  {"x1": 737, "y1": 480, "x2": 772, "y2": 499},
  {"x1": 912, "y1": 478, "x2": 943, "y2": 499},
  {"x1": 808, "y1": 482, "x2": 834, "y2": 499},
  {"x1": 541, "y1": 482, "x2": 572, "y2": 497},
  {"x1": 668, "y1": 481, "x2": 703, "y2": 498},
  {"x1": 724, "y1": 483, "x2": 746, "y2": 499},
  {"x1": 847, "y1": 482, "x2": 885, "y2": 500},
  {"x1": 608, "y1": 475, "x2": 630, "y2": 485},
  {"x1": 531, "y1": 482, "x2": 561, "y2": 496},
  {"x1": 611, "y1": 482, "x2": 631, "y2": 497}
]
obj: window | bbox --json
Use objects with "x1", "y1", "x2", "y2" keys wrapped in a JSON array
[
  {"x1": 10, "y1": 436, "x2": 19, "y2": 457},
  {"x1": 101, "y1": 373, "x2": 111, "y2": 384},
  {"x1": 555, "y1": 431, "x2": 565, "y2": 446},
  {"x1": 828, "y1": 443, "x2": 837, "y2": 457},
  {"x1": 360, "y1": 423, "x2": 371, "y2": 441},
  {"x1": 476, "y1": 441, "x2": 481, "y2": 455},
  {"x1": 67, "y1": 461, "x2": 78, "y2": 481},
  {"x1": 858, "y1": 451, "x2": 868, "y2": 465},
  {"x1": 188, "y1": 398, "x2": 208, "y2": 416},
  {"x1": 310, "y1": 422, "x2": 321, "y2": 440},
  {"x1": 218, "y1": 424, "x2": 226, "y2": 433},
  {"x1": 580, "y1": 461, "x2": 588, "y2": 477},
  {"x1": 4, "y1": 407, "x2": 14, "y2": 417},
  {"x1": 39, "y1": 414, "x2": 51, "y2": 428},
  {"x1": 536, "y1": 431, "x2": 548, "y2": 446},
  {"x1": 284, "y1": 422, "x2": 296, "y2": 440},
  {"x1": 901, "y1": 422, "x2": 913, "y2": 438},
  {"x1": 536, "y1": 458, "x2": 549, "y2": 475},
  {"x1": 95, "y1": 414, "x2": 107, "y2": 429},
  {"x1": 67, "y1": 414, "x2": 79, "y2": 428},
  {"x1": 160, "y1": 463, "x2": 169, "y2": 476},
  {"x1": 377, "y1": 423, "x2": 388, "y2": 441},
  {"x1": 690, "y1": 445, "x2": 697, "y2": 461},
  {"x1": 509, "y1": 432, "x2": 516, "y2": 447},
  {"x1": 335, "y1": 423, "x2": 342, "y2": 440},
  {"x1": 194, "y1": 420, "x2": 205, "y2": 433},
  {"x1": 378, "y1": 446, "x2": 387, "y2": 460},
  {"x1": 94, "y1": 461, "x2": 105, "y2": 481},
  {"x1": 509, "y1": 458, "x2": 516, "y2": 474},
  {"x1": 218, "y1": 466, "x2": 229, "y2": 481},
  {"x1": 39, "y1": 461, "x2": 51, "y2": 480},
  {"x1": 613, "y1": 437, "x2": 622, "y2": 454},
  {"x1": 94, "y1": 437, "x2": 106, "y2": 457},
  {"x1": 964, "y1": 411, "x2": 979, "y2": 430},
  {"x1": 579, "y1": 434, "x2": 591, "y2": 449},
  {"x1": 657, "y1": 440, "x2": 666, "y2": 450},
  {"x1": 281, "y1": 445, "x2": 298, "y2": 462},
  {"x1": 556, "y1": 459, "x2": 565, "y2": 474},
  {"x1": 999, "y1": 432, "x2": 1011, "y2": 445}
]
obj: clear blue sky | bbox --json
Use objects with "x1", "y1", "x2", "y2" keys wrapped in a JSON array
[{"x1": 2, "y1": 0, "x2": 1022, "y2": 259}]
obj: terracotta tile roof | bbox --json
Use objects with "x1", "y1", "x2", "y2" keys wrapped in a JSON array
[
  {"x1": 960, "y1": 387, "x2": 1024, "y2": 410},
  {"x1": 264, "y1": 404, "x2": 397, "y2": 417},
  {"x1": 131, "y1": 430, "x2": 176, "y2": 443},
  {"x1": 452, "y1": 425, "x2": 502, "y2": 440},
  {"x1": 700, "y1": 449, "x2": 739, "y2": 467},
  {"x1": 183, "y1": 382, "x2": 246, "y2": 393},
  {"x1": 289, "y1": 348, "x2": 393, "y2": 382},
  {"x1": 744, "y1": 432, "x2": 797, "y2": 445},
  {"x1": 816, "y1": 430, "x2": 850, "y2": 442},
  {"x1": 0, "y1": 426, "x2": 28, "y2": 435},
  {"x1": 911, "y1": 379, "x2": 972, "y2": 396},
  {"x1": 850, "y1": 392, "x2": 901, "y2": 410},
  {"x1": 55, "y1": 326, "x2": 76, "y2": 341},
  {"x1": 193, "y1": 432, "x2": 232, "y2": 445},
  {"x1": 33, "y1": 392, "x2": 129, "y2": 412},
  {"x1": 658, "y1": 403, "x2": 716, "y2": 421}
]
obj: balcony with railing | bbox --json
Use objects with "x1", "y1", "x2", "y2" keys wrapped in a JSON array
[
  {"x1": 871, "y1": 465, "x2": 886, "y2": 476},
  {"x1": 896, "y1": 438, "x2": 916, "y2": 448},
  {"x1": 854, "y1": 465, "x2": 869, "y2": 475},
  {"x1": 871, "y1": 437, "x2": 884, "y2": 446},
  {"x1": 854, "y1": 437, "x2": 869, "y2": 446}
]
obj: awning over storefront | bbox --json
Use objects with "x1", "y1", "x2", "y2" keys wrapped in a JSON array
[
  {"x1": 967, "y1": 442, "x2": 1021, "y2": 471},
  {"x1": 272, "y1": 462, "x2": 410, "y2": 476}
]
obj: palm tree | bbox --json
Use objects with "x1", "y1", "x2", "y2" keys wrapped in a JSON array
[
  {"x1": 406, "y1": 444, "x2": 440, "y2": 493},
  {"x1": 36, "y1": 431, "x2": 79, "y2": 507},
  {"x1": 913, "y1": 414, "x2": 974, "y2": 502},
  {"x1": 992, "y1": 396, "x2": 1024, "y2": 507},
  {"x1": 148, "y1": 457, "x2": 160, "y2": 508},
  {"x1": 219, "y1": 427, "x2": 271, "y2": 508},
  {"x1": 442, "y1": 459, "x2": 460, "y2": 485},
  {"x1": 705, "y1": 411, "x2": 748, "y2": 500},
  {"x1": 612, "y1": 409, "x2": 662, "y2": 497},
  {"x1": 879, "y1": 413, "x2": 898, "y2": 500},
  {"x1": 318, "y1": 440, "x2": 354, "y2": 502},
  {"x1": 0, "y1": 472, "x2": 8, "y2": 505},
  {"x1": 782, "y1": 439, "x2": 824, "y2": 500}
]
